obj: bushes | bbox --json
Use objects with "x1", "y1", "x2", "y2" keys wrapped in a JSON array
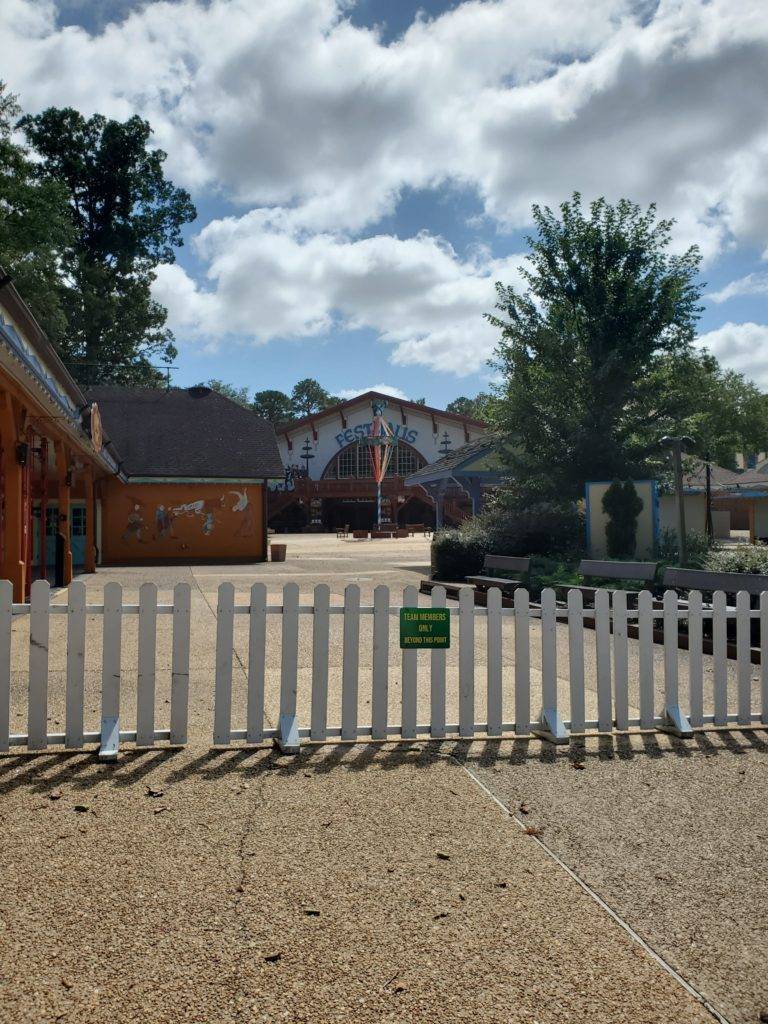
[
  {"x1": 481, "y1": 494, "x2": 585, "y2": 557},
  {"x1": 602, "y1": 479, "x2": 643, "y2": 559},
  {"x1": 705, "y1": 544, "x2": 768, "y2": 575},
  {"x1": 431, "y1": 523, "x2": 489, "y2": 581},
  {"x1": 654, "y1": 528, "x2": 711, "y2": 569}
]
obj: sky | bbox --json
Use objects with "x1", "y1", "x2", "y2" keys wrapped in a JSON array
[{"x1": 1, "y1": 0, "x2": 767, "y2": 408}]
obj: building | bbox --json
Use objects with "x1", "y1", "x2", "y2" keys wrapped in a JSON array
[
  {"x1": 88, "y1": 386, "x2": 283, "y2": 564},
  {"x1": 0, "y1": 269, "x2": 119, "y2": 599},
  {"x1": 404, "y1": 435, "x2": 506, "y2": 527},
  {"x1": 269, "y1": 392, "x2": 487, "y2": 531}
]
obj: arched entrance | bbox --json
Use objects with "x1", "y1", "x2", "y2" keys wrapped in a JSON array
[{"x1": 269, "y1": 500, "x2": 308, "y2": 533}]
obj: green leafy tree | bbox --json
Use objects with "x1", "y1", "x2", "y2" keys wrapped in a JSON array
[
  {"x1": 252, "y1": 388, "x2": 294, "y2": 422},
  {"x1": 487, "y1": 194, "x2": 703, "y2": 500},
  {"x1": 0, "y1": 84, "x2": 73, "y2": 340},
  {"x1": 447, "y1": 393, "x2": 493, "y2": 421},
  {"x1": 19, "y1": 107, "x2": 196, "y2": 385},
  {"x1": 290, "y1": 378, "x2": 339, "y2": 417},
  {"x1": 198, "y1": 379, "x2": 250, "y2": 408},
  {"x1": 602, "y1": 479, "x2": 644, "y2": 559}
]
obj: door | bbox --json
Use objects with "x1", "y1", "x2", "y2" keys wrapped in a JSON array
[{"x1": 70, "y1": 503, "x2": 86, "y2": 566}]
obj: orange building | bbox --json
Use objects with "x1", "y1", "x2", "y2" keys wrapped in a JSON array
[
  {"x1": 88, "y1": 387, "x2": 283, "y2": 565},
  {"x1": 0, "y1": 269, "x2": 118, "y2": 600},
  {"x1": 0, "y1": 271, "x2": 283, "y2": 594}
]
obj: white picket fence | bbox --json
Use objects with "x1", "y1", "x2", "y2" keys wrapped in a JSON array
[{"x1": 2, "y1": 579, "x2": 767, "y2": 758}]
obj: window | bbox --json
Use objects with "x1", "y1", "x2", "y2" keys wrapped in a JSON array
[
  {"x1": 71, "y1": 506, "x2": 86, "y2": 537},
  {"x1": 324, "y1": 441, "x2": 425, "y2": 479}
]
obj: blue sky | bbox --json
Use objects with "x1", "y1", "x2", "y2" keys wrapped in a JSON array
[{"x1": 2, "y1": 0, "x2": 767, "y2": 407}]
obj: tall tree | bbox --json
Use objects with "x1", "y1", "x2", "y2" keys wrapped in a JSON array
[
  {"x1": 252, "y1": 388, "x2": 293, "y2": 422},
  {"x1": 487, "y1": 194, "x2": 703, "y2": 499},
  {"x1": 290, "y1": 378, "x2": 339, "y2": 417},
  {"x1": 0, "y1": 84, "x2": 73, "y2": 340},
  {"x1": 446, "y1": 393, "x2": 493, "y2": 420},
  {"x1": 198, "y1": 379, "x2": 251, "y2": 408},
  {"x1": 19, "y1": 107, "x2": 196, "y2": 385}
]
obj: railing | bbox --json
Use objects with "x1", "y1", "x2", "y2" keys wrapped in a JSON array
[{"x1": 2, "y1": 581, "x2": 767, "y2": 758}]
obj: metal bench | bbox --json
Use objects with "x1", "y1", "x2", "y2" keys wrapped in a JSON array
[
  {"x1": 466, "y1": 555, "x2": 531, "y2": 595},
  {"x1": 556, "y1": 559, "x2": 658, "y2": 606},
  {"x1": 662, "y1": 567, "x2": 768, "y2": 599}
]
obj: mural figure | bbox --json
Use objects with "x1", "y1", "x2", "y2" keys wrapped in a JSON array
[
  {"x1": 154, "y1": 504, "x2": 177, "y2": 540},
  {"x1": 171, "y1": 496, "x2": 221, "y2": 535},
  {"x1": 121, "y1": 499, "x2": 147, "y2": 544},
  {"x1": 229, "y1": 489, "x2": 256, "y2": 538}
]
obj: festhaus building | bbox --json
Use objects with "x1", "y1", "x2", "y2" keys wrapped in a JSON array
[{"x1": 269, "y1": 392, "x2": 487, "y2": 531}]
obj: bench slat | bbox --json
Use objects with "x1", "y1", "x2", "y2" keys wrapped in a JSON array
[
  {"x1": 578, "y1": 559, "x2": 657, "y2": 582},
  {"x1": 466, "y1": 575, "x2": 523, "y2": 590},
  {"x1": 663, "y1": 567, "x2": 768, "y2": 595},
  {"x1": 484, "y1": 555, "x2": 530, "y2": 573}
]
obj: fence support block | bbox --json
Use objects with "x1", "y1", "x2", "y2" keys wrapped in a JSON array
[
  {"x1": 533, "y1": 708, "x2": 569, "y2": 745},
  {"x1": 275, "y1": 713, "x2": 300, "y2": 754},
  {"x1": 659, "y1": 705, "x2": 693, "y2": 739},
  {"x1": 98, "y1": 715, "x2": 120, "y2": 761}
]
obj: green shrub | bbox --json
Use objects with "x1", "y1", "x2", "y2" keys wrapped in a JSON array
[
  {"x1": 481, "y1": 494, "x2": 585, "y2": 557},
  {"x1": 602, "y1": 479, "x2": 643, "y2": 559},
  {"x1": 431, "y1": 524, "x2": 489, "y2": 581},
  {"x1": 705, "y1": 544, "x2": 768, "y2": 575},
  {"x1": 654, "y1": 528, "x2": 711, "y2": 569}
]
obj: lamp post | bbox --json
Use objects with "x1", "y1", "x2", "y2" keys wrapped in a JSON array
[
  {"x1": 659, "y1": 435, "x2": 695, "y2": 565},
  {"x1": 301, "y1": 436, "x2": 315, "y2": 477}
]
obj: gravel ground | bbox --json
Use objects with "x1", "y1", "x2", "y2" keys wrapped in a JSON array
[
  {"x1": 0, "y1": 743, "x2": 713, "y2": 1024},
  {"x1": 2, "y1": 535, "x2": 766, "y2": 1022},
  {"x1": 468, "y1": 731, "x2": 768, "y2": 1024}
]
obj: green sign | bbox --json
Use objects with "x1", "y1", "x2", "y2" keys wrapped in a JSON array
[{"x1": 399, "y1": 607, "x2": 450, "y2": 649}]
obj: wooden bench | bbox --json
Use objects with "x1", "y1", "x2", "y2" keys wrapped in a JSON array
[
  {"x1": 336, "y1": 524, "x2": 350, "y2": 538},
  {"x1": 662, "y1": 567, "x2": 768, "y2": 600},
  {"x1": 466, "y1": 555, "x2": 531, "y2": 595},
  {"x1": 556, "y1": 559, "x2": 658, "y2": 606}
]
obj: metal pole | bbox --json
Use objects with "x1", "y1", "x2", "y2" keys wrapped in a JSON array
[
  {"x1": 672, "y1": 441, "x2": 688, "y2": 566},
  {"x1": 377, "y1": 481, "x2": 381, "y2": 528},
  {"x1": 705, "y1": 452, "x2": 713, "y2": 541}
]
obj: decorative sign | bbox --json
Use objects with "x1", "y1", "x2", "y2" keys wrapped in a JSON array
[
  {"x1": 335, "y1": 421, "x2": 418, "y2": 448},
  {"x1": 399, "y1": 607, "x2": 450, "y2": 649}
]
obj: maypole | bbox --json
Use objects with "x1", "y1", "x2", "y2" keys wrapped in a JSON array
[{"x1": 365, "y1": 399, "x2": 397, "y2": 527}]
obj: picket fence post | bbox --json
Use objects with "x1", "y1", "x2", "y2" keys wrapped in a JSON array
[
  {"x1": 65, "y1": 581, "x2": 86, "y2": 749},
  {"x1": 99, "y1": 581, "x2": 122, "y2": 760},
  {"x1": 170, "y1": 582, "x2": 191, "y2": 745},
  {"x1": 0, "y1": 580, "x2": 12, "y2": 753}
]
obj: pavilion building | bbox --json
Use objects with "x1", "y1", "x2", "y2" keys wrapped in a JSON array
[{"x1": 269, "y1": 392, "x2": 488, "y2": 531}]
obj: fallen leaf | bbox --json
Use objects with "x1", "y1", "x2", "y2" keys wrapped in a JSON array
[
  {"x1": 153, "y1": 806, "x2": 169, "y2": 815},
  {"x1": 435, "y1": 851, "x2": 450, "y2": 861},
  {"x1": 61, "y1": 978, "x2": 73, "y2": 990},
  {"x1": 519, "y1": 802, "x2": 530, "y2": 814},
  {"x1": 495, "y1": 881, "x2": 508, "y2": 889},
  {"x1": 263, "y1": 952, "x2": 281, "y2": 963},
  {"x1": 433, "y1": 911, "x2": 449, "y2": 920},
  {"x1": 321, "y1": 820, "x2": 332, "y2": 828},
  {"x1": 304, "y1": 908, "x2": 320, "y2": 917},
  {"x1": 145, "y1": 786, "x2": 164, "y2": 798},
  {"x1": 73, "y1": 805, "x2": 89, "y2": 814},
  {"x1": 572, "y1": 761, "x2": 586, "y2": 770},
  {"x1": 49, "y1": 790, "x2": 62, "y2": 801},
  {"x1": 394, "y1": 983, "x2": 406, "y2": 994},
  {"x1": 525, "y1": 826, "x2": 542, "y2": 836}
]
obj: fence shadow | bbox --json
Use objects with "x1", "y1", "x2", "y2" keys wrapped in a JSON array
[{"x1": 1, "y1": 727, "x2": 766, "y2": 796}]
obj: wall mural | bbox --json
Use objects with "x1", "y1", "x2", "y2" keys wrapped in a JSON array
[{"x1": 120, "y1": 488, "x2": 256, "y2": 547}]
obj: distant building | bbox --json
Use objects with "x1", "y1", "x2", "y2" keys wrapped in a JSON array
[{"x1": 270, "y1": 392, "x2": 487, "y2": 531}]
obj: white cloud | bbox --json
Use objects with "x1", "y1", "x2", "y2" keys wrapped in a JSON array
[
  {"x1": 154, "y1": 227, "x2": 525, "y2": 374},
  {"x1": 3, "y1": 0, "x2": 768, "y2": 370},
  {"x1": 696, "y1": 321, "x2": 768, "y2": 387},
  {"x1": 709, "y1": 272, "x2": 768, "y2": 303},
  {"x1": 336, "y1": 384, "x2": 410, "y2": 401}
]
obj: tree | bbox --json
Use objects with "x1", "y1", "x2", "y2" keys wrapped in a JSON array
[
  {"x1": 290, "y1": 378, "x2": 339, "y2": 417},
  {"x1": 602, "y1": 480, "x2": 644, "y2": 559},
  {"x1": 19, "y1": 107, "x2": 196, "y2": 385},
  {"x1": 487, "y1": 194, "x2": 703, "y2": 500},
  {"x1": 447, "y1": 393, "x2": 493, "y2": 420},
  {"x1": 0, "y1": 84, "x2": 73, "y2": 341},
  {"x1": 199, "y1": 379, "x2": 250, "y2": 408},
  {"x1": 252, "y1": 388, "x2": 294, "y2": 422}
]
